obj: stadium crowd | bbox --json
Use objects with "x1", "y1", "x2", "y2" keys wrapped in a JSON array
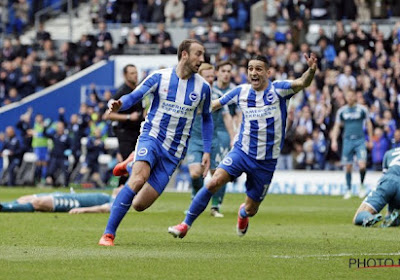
[{"x1": 1, "y1": 0, "x2": 400, "y2": 187}]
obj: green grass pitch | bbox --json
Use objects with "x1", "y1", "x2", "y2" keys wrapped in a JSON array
[{"x1": 1, "y1": 187, "x2": 400, "y2": 279}]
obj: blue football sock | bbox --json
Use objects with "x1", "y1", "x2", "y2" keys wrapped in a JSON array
[
  {"x1": 346, "y1": 172, "x2": 352, "y2": 190},
  {"x1": 354, "y1": 211, "x2": 373, "y2": 225},
  {"x1": 184, "y1": 187, "x2": 213, "y2": 226},
  {"x1": 0, "y1": 202, "x2": 34, "y2": 212},
  {"x1": 104, "y1": 185, "x2": 136, "y2": 236},
  {"x1": 239, "y1": 205, "x2": 248, "y2": 218}
]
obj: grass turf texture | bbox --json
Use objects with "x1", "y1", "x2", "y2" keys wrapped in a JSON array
[{"x1": 1, "y1": 187, "x2": 400, "y2": 279}]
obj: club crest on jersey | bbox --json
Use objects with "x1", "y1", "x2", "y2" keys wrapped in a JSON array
[
  {"x1": 222, "y1": 156, "x2": 233, "y2": 166},
  {"x1": 138, "y1": 148, "x2": 148, "y2": 156},
  {"x1": 266, "y1": 91, "x2": 274, "y2": 103},
  {"x1": 189, "y1": 92, "x2": 198, "y2": 102}
]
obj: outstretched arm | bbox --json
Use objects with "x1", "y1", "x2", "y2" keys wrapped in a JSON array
[
  {"x1": 291, "y1": 53, "x2": 318, "y2": 93},
  {"x1": 107, "y1": 73, "x2": 159, "y2": 114}
]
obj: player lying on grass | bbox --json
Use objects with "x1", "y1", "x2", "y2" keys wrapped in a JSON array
[
  {"x1": 0, "y1": 186, "x2": 121, "y2": 214},
  {"x1": 353, "y1": 147, "x2": 400, "y2": 227}
]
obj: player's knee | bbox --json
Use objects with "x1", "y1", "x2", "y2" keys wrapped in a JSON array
[
  {"x1": 132, "y1": 201, "x2": 148, "y2": 212},
  {"x1": 207, "y1": 177, "x2": 223, "y2": 192},
  {"x1": 128, "y1": 175, "x2": 146, "y2": 189}
]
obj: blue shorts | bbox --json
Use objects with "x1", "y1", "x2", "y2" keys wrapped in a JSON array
[
  {"x1": 218, "y1": 147, "x2": 277, "y2": 202},
  {"x1": 341, "y1": 138, "x2": 367, "y2": 164},
  {"x1": 34, "y1": 147, "x2": 48, "y2": 161},
  {"x1": 134, "y1": 135, "x2": 180, "y2": 194},
  {"x1": 363, "y1": 175, "x2": 400, "y2": 213}
]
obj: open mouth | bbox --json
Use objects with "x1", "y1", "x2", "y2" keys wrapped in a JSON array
[{"x1": 251, "y1": 77, "x2": 260, "y2": 83}]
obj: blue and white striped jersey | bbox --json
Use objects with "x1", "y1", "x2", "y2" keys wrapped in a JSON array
[
  {"x1": 120, "y1": 68, "x2": 213, "y2": 160},
  {"x1": 219, "y1": 80, "x2": 294, "y2": 160}
]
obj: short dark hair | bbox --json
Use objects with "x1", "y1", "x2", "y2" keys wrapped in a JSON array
[
  {"x1": 249, "y1": 55, "x2": 269, "y2": 69},
  {"x1": 123, "y1": 64, "x2": 136, "y2": 74},
  {"x1": 216, "y1": 60, "x2": 233, "y2": 70},
  {"x1": 178, "y1": 39, "x2": 203, "y2": 61}
]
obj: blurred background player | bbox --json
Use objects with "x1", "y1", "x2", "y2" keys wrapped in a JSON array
[
  {"x1": 28, "y1": 114, "x2": 48, "y2": 185},
  {"x1": 104, "y1": 64, "x2": 144, "y2": 187},
  {"x1": 353, "y1": 147, "x2": 400, "y2": 227},
  {"x1": 0, "y1": 186, "x2": 122, "y2": 213},
  {"x1": 331, "y1": 90, "x2": 373, "y2": 199},
  {"x1": 186, "y1": 62, "x2": 235, "y2": 217},
  {"x1": 168, "y1": 53, "x2": 317, "y2": 239},
  {"x1": 43, "y1": 121, "x2": 71, "y2": 187}
]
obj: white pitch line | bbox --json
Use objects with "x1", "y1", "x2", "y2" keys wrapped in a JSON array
[{"x1": 272, "y1": 252, "x2": 400, "y2": 259}]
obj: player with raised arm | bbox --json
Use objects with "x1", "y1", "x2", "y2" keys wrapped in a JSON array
[
  {"x1": 168, "y1": 53, "x2": 317, "y2": 238},
  {"x1": 353, "y1": 147, "x2": 400, "y2": 227},
  {"x1": 331, "y1": 90, "x2": 373, "y2": 199},
  {"x1": 98, "y1": 39, "x2": 213, "y2": 246}
]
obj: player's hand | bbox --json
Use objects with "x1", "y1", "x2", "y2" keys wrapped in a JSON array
[
  {"x1": 69, "y1": 208, "x2": 85, "y2": 214},
  {"x1": 129, "y1": 112, "x2": 140, "y2": 121},
  {"x1": 331, "y1": 140, "x2": 338, "y2": 152},
  {"x1": 304, "y1": 53, "x2": 317, "y2": 70},
  {"x1": 107, "y1": 99, "x2": 122, "y2": 113},
  {"x1": 201, "y1": 152, "x2": 211, "y2": 178}
]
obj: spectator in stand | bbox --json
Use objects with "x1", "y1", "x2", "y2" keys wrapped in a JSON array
[
  {"x1": 195, "y1": 0, "x2": 214, "y2": 21},
  {"x1": 103, "y1": 40, "x2": 116, "y2": 59},
  {"x1": 165, "y1": 0, "x2": 184, "y2": 26},
  {"x1": 100, "y1": 0, "x2": 118, "y2": 23},
  {"x1": 12, "y1": 0, "x2": 29, "y2": 35},
  {"x1": 96, "y1": 21, "x2": 113, "y2": 48},
  {"x1": 17, "y1": 63, "x2": 37, "y2": 98},
  {"x1": 92, "y1": 48, "x2": 106, "y2": 64},
  {"x1": 337, "y1": 66, "x2": 356, "y2": 91},
  {"x1": 392, "y1": 129, "x2": 400, "y2": 149},
  {"x1": 1, "y1": 126, "x2": 23, "y2": 186},
  {"x1": 218, "y1": 21, "x2": 236, "y2": 48},
  {"x1": 137, "y1": 25, "x2": 153, "y2": 44},
  {"x1": 1, "y1": 39, "x2": 16, "y2": 62},
  {"x1": 58, "y1": 42, "x2": 76, "y2": 73},
  {"x1": 371, "y1": 127, "x2": 390, "y2": 171},
  {"x1": 213, "y1": 0, "x2": 227, "y2": 22},
  {"x1": 46, "y1": 63, "x2": 66, "y2": 86},
  {"x1": 154, "y1": 23, "x2": 171, "y2": 46},
  {"x1": 35, "y1": 22, "x2": 51, "y2": 48},
  {"x1": 147, "y1": 0, "x2": 165, "y2": 23},
  {"x1": 89, "y1": 0, "x2": 102, "y2": 25},
  {"x1": 2, "y1": 87, "x2": 20, "y2": 106},
  {"x1": 160, "y1": 39, "x2": 177, "y2": 54}
]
